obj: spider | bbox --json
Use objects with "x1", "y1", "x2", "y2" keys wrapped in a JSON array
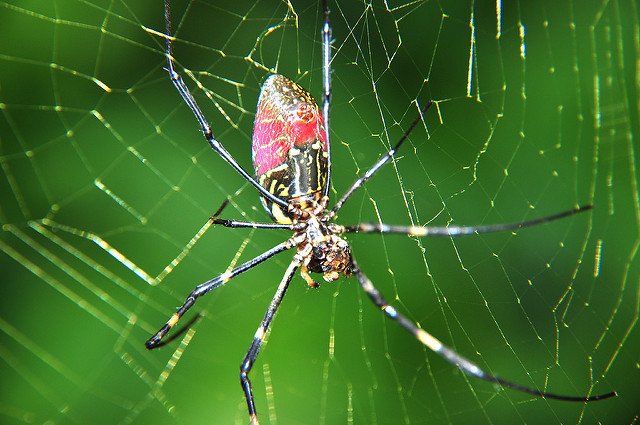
[{"x1": 147, "y1": 1, "x2": 616, "y2": 423}]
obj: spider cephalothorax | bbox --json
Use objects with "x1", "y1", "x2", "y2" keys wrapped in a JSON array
[
  {"x1": 288, "y1": 199, "x2": 353, "y2": 287},
  {"x1": 147, "y1": 1, "x2": 616, "y2": 423}
]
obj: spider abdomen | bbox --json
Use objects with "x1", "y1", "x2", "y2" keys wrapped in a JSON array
[{"x1": 252, "y1": 74, "x2": 328, "y2": 223}]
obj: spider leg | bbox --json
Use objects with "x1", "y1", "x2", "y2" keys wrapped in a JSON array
[
  {"x1": 208, "y1": 198, "x2": 293, "y2": 230},
  {"x1": 326, "y1": 100, "x2": 433, "y2": 218},
  {"x1": 163, "y1": 0, "x2": 288, "y2": 209},
  {"x1": 145, "y1": 239, "x2": 294, "y2": 349},
  {"x1": 211, "y1": 217, "x2": 293, "y2": 230},
  {"x1": 350, "y1": 257, "x2": 616, "y2": 402},
  {"x1": 241, "y1": 256, "x2": 302, "y2": 425},
  {"x1": 321, "y1": 0, "x2": 332, "y2": 198},
  {"x1": 336, "y1": 205, "x2": 592, "y2": 237}
]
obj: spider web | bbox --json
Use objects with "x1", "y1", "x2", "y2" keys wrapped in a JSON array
[{"x1": 0, "y1": 0, "x2": 638, "y2": 424}]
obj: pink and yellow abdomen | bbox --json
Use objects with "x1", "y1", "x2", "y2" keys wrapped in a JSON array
[{"x1": 252, "y1": 74, "x2": 328, "y2": 223}]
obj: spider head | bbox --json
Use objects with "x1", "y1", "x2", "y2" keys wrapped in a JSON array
[
  {"x1": 318, "y1": 236, "x2": 353, "y2": 282},
  {"x1": 304, "y1": 223, "x2": 353, "y2": 282}
]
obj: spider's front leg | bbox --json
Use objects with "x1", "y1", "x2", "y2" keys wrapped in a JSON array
[
  {"x1": 240, "y1": 255, "x2": 304, "y2": 424},
  {"x1": 336, "y1": 205, "x2": 593, "y2": 237},
  {"x1": 145, "y1": 240, "x2": 293, "y2": 349}
]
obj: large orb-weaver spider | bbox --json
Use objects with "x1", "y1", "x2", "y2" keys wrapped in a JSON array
[{"x1": 147, "y1": 1, "x2": 617, "y2": 423}]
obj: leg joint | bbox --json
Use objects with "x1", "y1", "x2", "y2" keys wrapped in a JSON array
[{"x1": 240, "y1": 359, "x2": 252, "y2": 374}]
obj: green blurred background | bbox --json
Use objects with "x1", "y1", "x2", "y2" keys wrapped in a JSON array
[{"x1": 1, "y1": 0, "x2": 638, "y2": 424}]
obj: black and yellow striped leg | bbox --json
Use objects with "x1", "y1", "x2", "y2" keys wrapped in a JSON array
[
  {"x1": 240, "y1": 258, "x2": 302, "y2": 425},
  {"x1": 211, "y1": 217, "x2": 293, "y2": 231},
  {"x1": 350, "y1": 258, "x2": 616, "y2": 402},
  {"x1": 208, "y1": 198, "x2": 293, "y2": 230},
  {"x1": 145, "y1": 239, "x2": 294, "y2": 349},
  {"x1": 163, "y1": 0, "x2": 288, "y2": 210},
  {"x1": 327, "y1": 100, "x2": 433, "y2": 217},
  {"x1": 321, "y1": 0, "x2": 332, "y2": 199},
  {"x1": 338, "y1": 205, "x2": 593, "y2": 237}
]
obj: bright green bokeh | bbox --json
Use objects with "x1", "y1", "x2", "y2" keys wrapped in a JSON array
[{"x1": 0, "y1": 1, "x2": 638, "y2": 424}]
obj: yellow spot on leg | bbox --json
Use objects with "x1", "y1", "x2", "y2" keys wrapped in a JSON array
[
  {"x1": 221, "y1": 271, "x2": 233, "y2": 283},
  {"x1": 416, "y1": 329, "x2": 443, "y2": 352},
  {"x1": 410, "y1": 226, "x2": 427, "y2": 236},
  {"x1": 168, "y1": 313, "x2": 180, "y2": 328}
]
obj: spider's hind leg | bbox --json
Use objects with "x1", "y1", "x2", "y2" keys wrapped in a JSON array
[{"x1": 240, "y1": 258, "x2": 302, "y2": 424}]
